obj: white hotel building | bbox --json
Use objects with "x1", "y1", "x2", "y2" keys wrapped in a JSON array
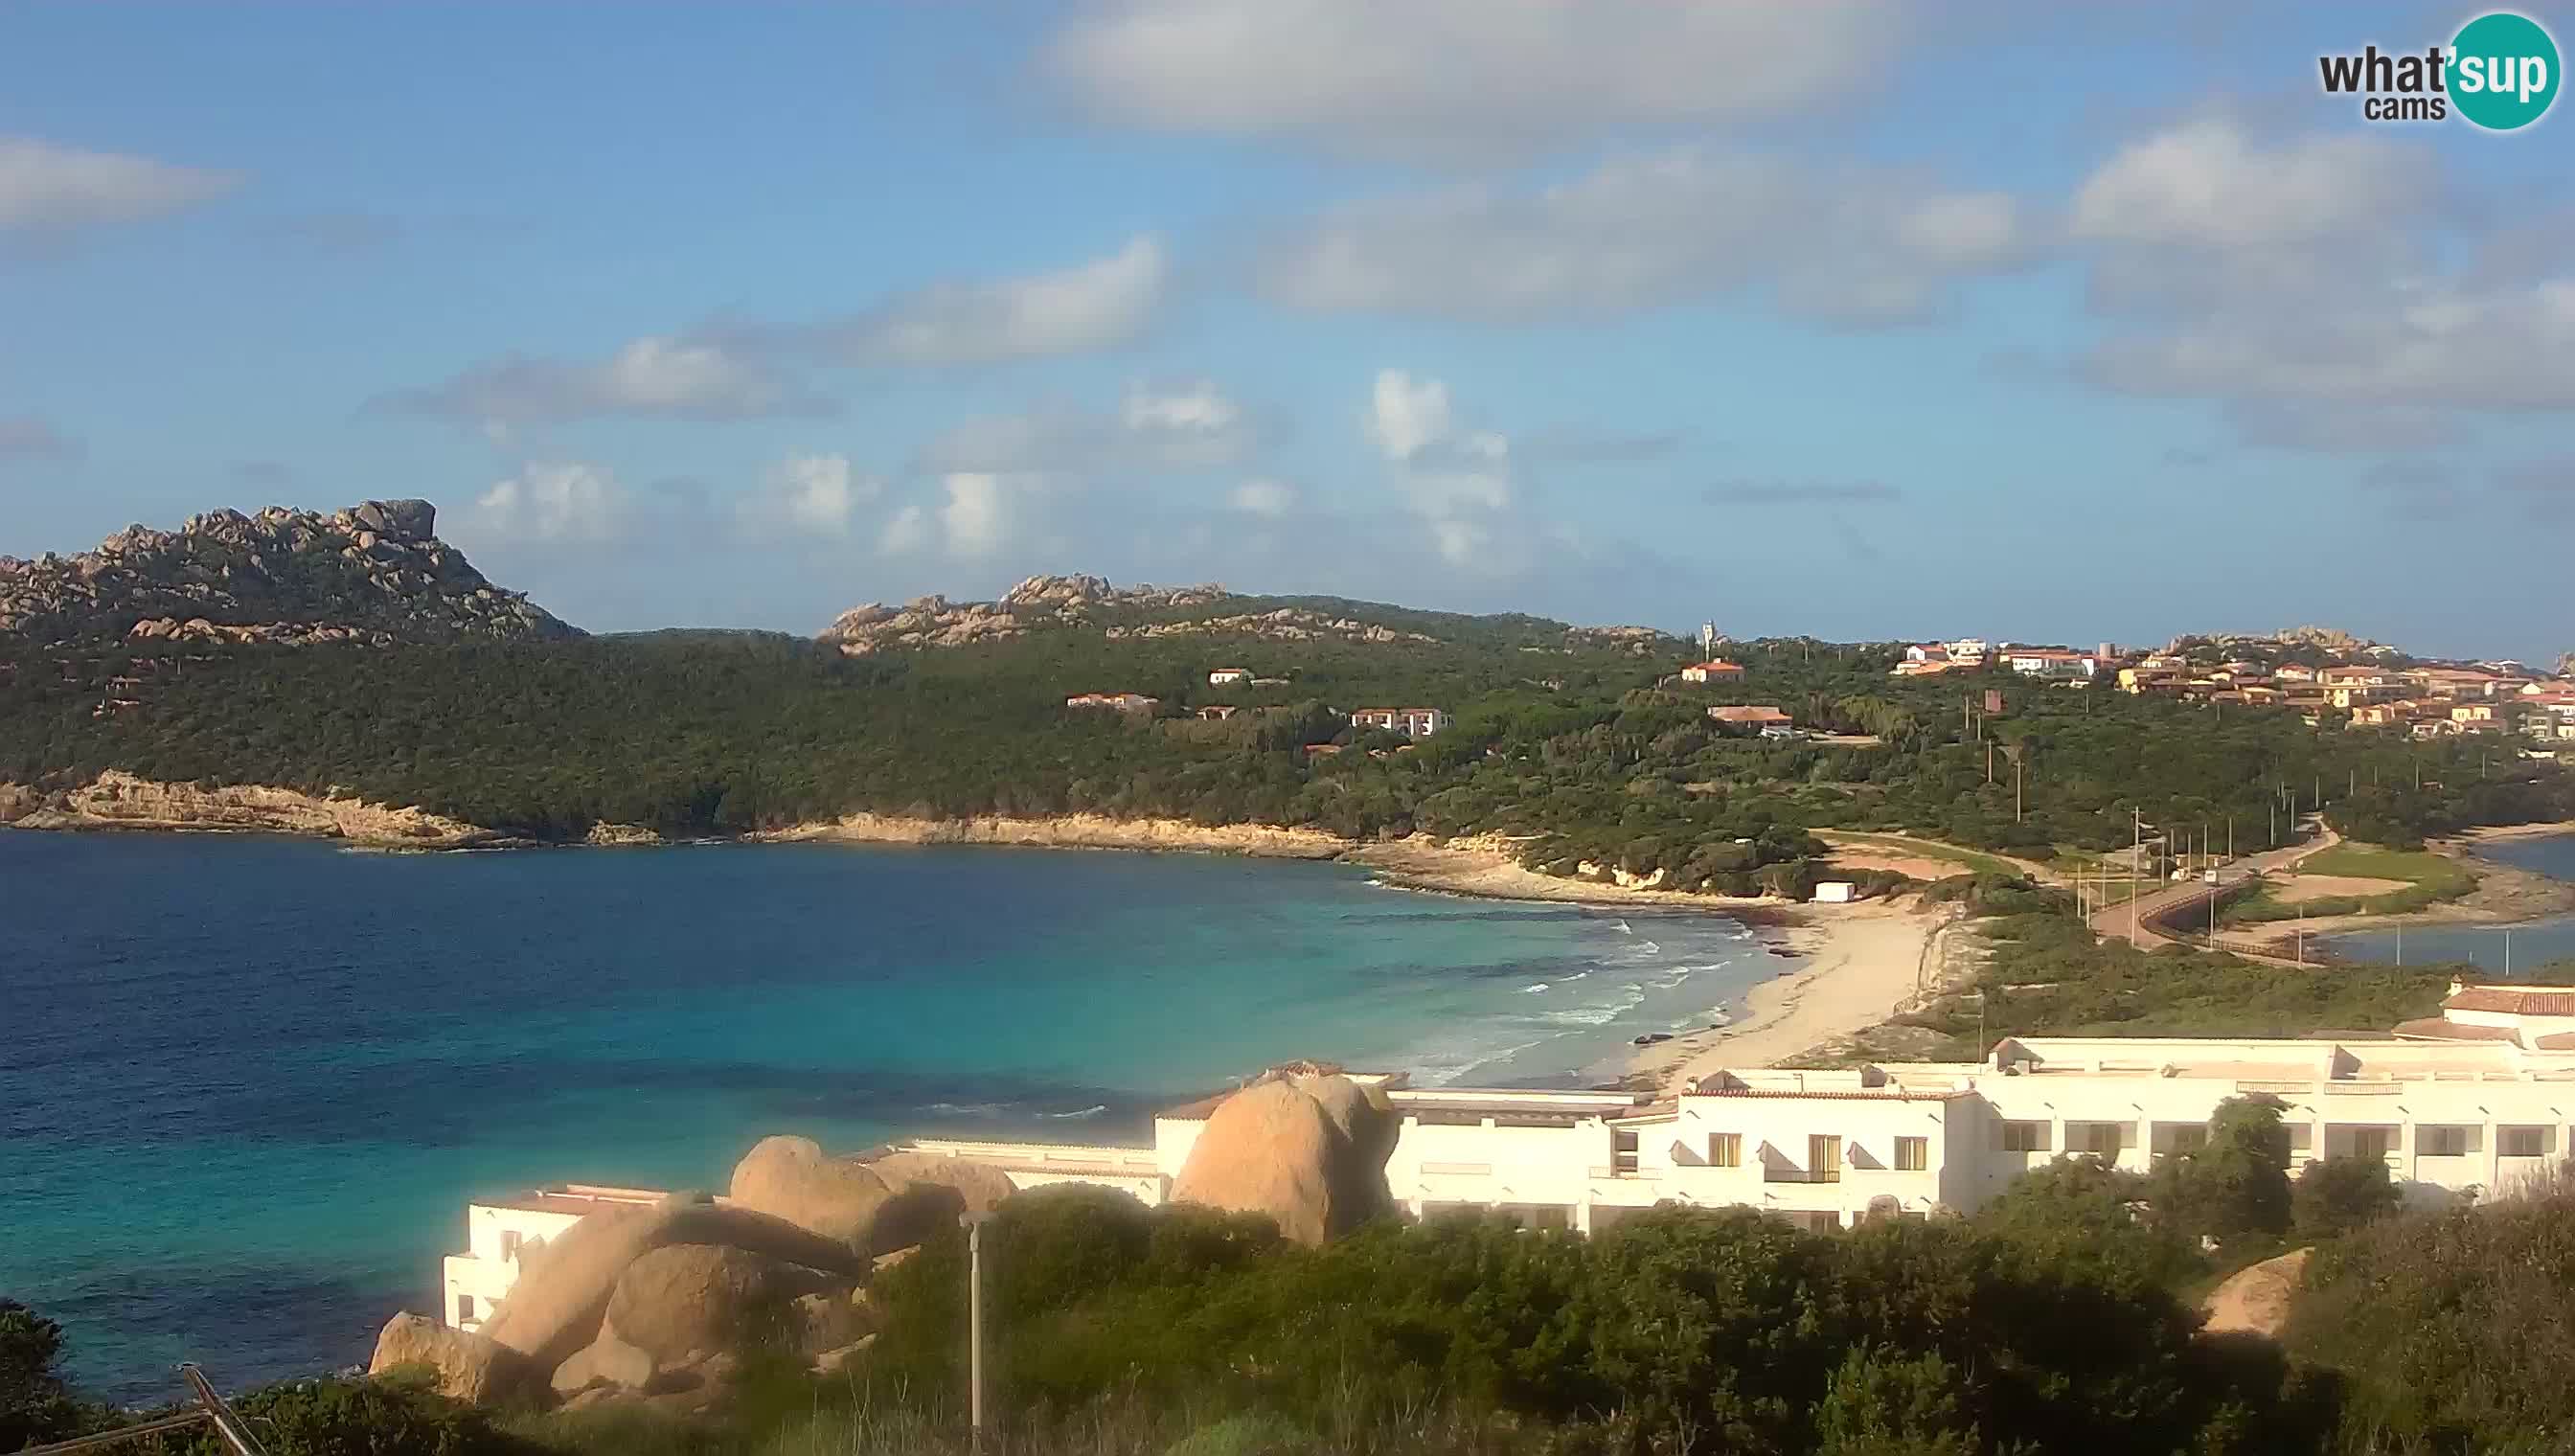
[{"x1": 441, "y1": 984, "x2": 2575, "y2": 1329}]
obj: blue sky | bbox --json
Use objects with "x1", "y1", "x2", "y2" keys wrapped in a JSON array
[{"x1": 3, "y1": 2, "x2": 2570, "y2": 660}]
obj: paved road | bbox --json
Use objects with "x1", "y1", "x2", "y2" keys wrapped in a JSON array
[{"x1": 2087, "y1": 825, "x2": 2340, "y2": 965}]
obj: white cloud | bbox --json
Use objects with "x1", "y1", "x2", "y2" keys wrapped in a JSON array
[
  {"x1": 0, "y1": 136, "x2": 240, "y2": 233},
  {"x1": 1261, "y1": 147, "x2": 2029, "y2": 325},
  {"x1": 2070, "y1": 119, "x2": 2426, "y2": 251},
  {"x1": 923, "y1": 379, "x2": 1257, "y2": 474},
  {"x1": 1367, "y1": 370, "x2": 1520, "y2": 569},
  {"x1": 1231, "y1": 478, "x2": 1296, "y2": 518},
  {"x1": 1367, "y1": 372, "x2": 1456, "y2": 462},
  {"x1": 738, "y1": 453, "x2": 879, "y2": 539},
  {"x1": 878, "y1": 503, "x2": 931, "y2": 556},
  {"x1": 2063, "y1": 117, "x2": 2575, "y2": 421},
  {"x1": 384, "y1": 335, "x2": 819, "y2": 434},
  {"x1": 1046, "y1": 0, "x2": 1900, "y2": 160},
  {"x1": 467, "y1": 463, "x2": 627, "y2": 545},
  {"x1": 782, "y1": 236, "x2": 1168, "y2": 367},
  {"x1": 939, "y1": 473, "x2": 1014, "y2": 556}
]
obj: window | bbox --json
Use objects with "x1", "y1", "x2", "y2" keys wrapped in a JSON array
[
  {"x1": 1708, "y1": 1132, "x2": 1742, "y2": 1168},
  {"x1": 456, "y1": 1293, "x2": 475, "y2": 1324},
  {"x1": 1809, "y1": 1134, "x2": 1843, "y2": 1182},
  {"x1": 1895, "y1": 1136, "x2": 1927, "y2": 1171},
  {"x1": 2500, "y1": 1126, "x2": 2549, "y2": 1158},
  {"x1": 1999, "y1": 1121, "x2": 2048, "y2": 1153},
  {"x1": 2420, "y1": 1126, "x2": 2470, "y2": 1157},
  {"x1": 2352, "y1": 1126, "x2": 2392, "y2": 1160},
  {"x1": 2166, "y1": 1125, "x2": 2208, "y2": 1154},
  {"x1": 2073, "y1": 1123, "x2": 2123, "y2": 1155},
  {"x1": 499, "y1": 1230, "x2": 522, "y2": 1260}
]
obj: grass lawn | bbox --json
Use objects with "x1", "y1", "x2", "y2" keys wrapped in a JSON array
[
  {"x1": 2298, "y1": 845, "x2": 2479, "y2": 897},
  {"x1": 2223, "y1": 843, "x2": 2480, "y2": 925}
]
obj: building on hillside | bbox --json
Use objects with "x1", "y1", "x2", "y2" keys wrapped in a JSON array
[
  {"x1": 1903, "y1": 645, "x2": 1948, "y2": 665},
  {"x1": 885, "y1": 1029, "x2": 2575, "y2": 1233},
  {"x1": 1707, "y1": 705, "x2": 1794, "y2": 729},
  {"x1": 1681, "y1": 660, "x2": 1745, "y2": 683},
  {"x1": 2004, "y1": 649, "x2": 2099, "y2": 681},
  {"x1": 1944, "y1": 639, "x2": 1991, "y2": 665},
  {"x1": 1066, "y1": 692, "x2": 1160, "y2": 713},
  {"x1": 1250, "y1": 676, "x2": 1290, "y2": 688},
  {"x1": 454, "y1": 1000, "x2": 2575, "y2": 1321},
  {"x1": 2273, "y1": 663, "x2": 2319, "y2": 683},
  {"x1": 1196, "y1": 704, "x2": 1242, "y2": 720},
  {"x1": 1351, "y1": 707, "x2": 1450, "y2": 738},
  {"x1": 1891, "y1": 658, "x2": 1961, "y2": 678},
  {"x1": 2394, "y1": 981, "x2": 2575, "y2": 1050},
  {"x1": 443, "y1": 1184, "x2": 667, "y2": 1332},
  {"x1": 1207, "y1": 668, "x2": 1252, "y2": 685}
]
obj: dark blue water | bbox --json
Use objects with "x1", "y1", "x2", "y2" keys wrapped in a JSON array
[
  {"x1": 2326, "y1": 833, "x2": 2575, "y2": 972},
  {"x1": 0, "y1": 831, "x2": 1771, "y2": 1401}
]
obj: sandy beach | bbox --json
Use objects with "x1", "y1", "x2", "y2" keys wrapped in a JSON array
[
  {"x1": 1347, "y1": 834, "x2": 1789, "y2": 917},
  {"x1": 1349, "y1": 835, "x2": 1952, "y2": 1092},
  {"x1": 2460, "y1": 820, "x2": 2575, "y2": 844},
  {"x1": 1627, "y1": 899, "x2": 1957, "y2": 1092}
]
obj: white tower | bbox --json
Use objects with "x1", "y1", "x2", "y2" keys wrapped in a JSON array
[{"x1": 1699, "y1": 623, "x2": 1717, "y2": 658}]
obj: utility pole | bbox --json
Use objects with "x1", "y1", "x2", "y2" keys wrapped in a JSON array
[{"x1": 962, "y1": 1211, "x2": 993, "y2": 1445}]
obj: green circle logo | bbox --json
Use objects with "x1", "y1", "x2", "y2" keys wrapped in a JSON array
[{"x1": 2451, "y1": 11, "x2": 2560, "y2": 129}]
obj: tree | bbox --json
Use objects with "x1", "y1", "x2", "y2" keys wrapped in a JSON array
[
  {"x1": 2159, "y1": 1095, "x2": 2292, "y2": 1248},
  {"x1": 2291, "y1": 1154, "x2": 2400, "y2": 1240},
  {"x1": 0, "y1": 1299, "x2": 83, "y2": 1450}
]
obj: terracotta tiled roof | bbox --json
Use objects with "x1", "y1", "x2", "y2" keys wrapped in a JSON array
[
  {"x1": 2447, "y1": 987, "x2": 2575, "y2": 1014},
  {"x1": 2389, "y1": 1016, "x2": 2519, "y2": 1042},
  {"x1": 1689, "y1": 1086, "x2": 1972, "y2": 1102}
]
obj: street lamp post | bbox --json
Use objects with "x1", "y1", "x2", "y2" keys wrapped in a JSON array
[{"x1": 962, "y1": 1211, "x2": 994, "y2": 1445}]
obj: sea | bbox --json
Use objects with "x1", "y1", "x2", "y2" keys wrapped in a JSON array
[
  {"x1": 2325, "y1": 831, "x2": 2575, "y2": 972},
  {"x1": 0, "y1": 830, "x2": 1785, "y2": 1403}
]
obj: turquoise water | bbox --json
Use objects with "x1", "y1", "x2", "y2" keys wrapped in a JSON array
[
  {"x1": 0, "y1": 831, "x2": 1776, "y2": 1401},
  {"x1": 2325, "y1": 833, "x2": 2575, "y2": 972}
]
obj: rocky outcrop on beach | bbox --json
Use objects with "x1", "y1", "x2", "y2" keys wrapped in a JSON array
[
  {"x1": 0, "y1": 498, "x2": 579, "y2": 648},
  {"x1": 817, "y1": 574, "x2": 1227, "y2": 654},
  {"x1": 1171, "y1": 1068, "x2": 1399, "y2": 1246},
  {"x1": 3, "y1": 770, "x2": 496, "y2": 847},
  {"x1": 755, "y1": 810, "x2": 1353, "y2": 859},
  {"x1": 368, "y1": 1313, "x2": 542, "y2": 1406}
]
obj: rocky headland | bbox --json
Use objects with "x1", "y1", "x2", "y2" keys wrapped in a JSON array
[{"x1": 0, "y1": 498, "x2": 579, "y2": 648}]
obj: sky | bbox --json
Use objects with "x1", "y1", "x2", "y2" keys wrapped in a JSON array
[{"x1": 2, "y1": 2, "x2": 2571, "y2": 661}]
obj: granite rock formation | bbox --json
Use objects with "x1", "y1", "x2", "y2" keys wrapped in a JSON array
[
  {"x1": 1170, "y1": 1068, "x2": 1399, "y2": 1245},
  {"x1": 0, "y1": 499, "x2": 579, "y2": 647}
]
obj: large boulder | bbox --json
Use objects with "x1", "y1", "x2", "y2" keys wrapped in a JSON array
[
  {"x1": 477, "y1": 1194, "x2": 862, "y2": 1375},
  {"x1": 367, "y1": 1312, "x2": 538, "y2": 1405},
  {"x1": 729, "y1": 1136, "x2": 896, "y2": 1249},
  {"x1": 550, "y1": 1329, "x2": 654, "y2": 1397},
  {"x1": 865, "y1": 1149, "x2": 1019, "y2": 1214},
  {"x1": 1170, "y1": 1072, "x2": 1398, "y2": 1245},
  {"x1": 602, "y1": 1243, "x2": 814, "y2": 1365}
]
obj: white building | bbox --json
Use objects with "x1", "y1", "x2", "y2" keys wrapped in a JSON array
[
  {"x1": 442, "y1": 1184, "x2": 666, "y2": 1333},
  {"x1": 1207, "y1": 668, "x2": 1252, "y2": 685},
  {"x1": 445, "y1": 989, "x2": 2575, "y2": 1329},
  {"x1": 1350, "y1": 707, "x2": 1451, "y2": 738},
  {"x1": 2004, "y1": 649, "x2": 2100, "y2": 681},
  {"x1": 1944, "y1": 639, "x2": 1991, "y2": 666}
]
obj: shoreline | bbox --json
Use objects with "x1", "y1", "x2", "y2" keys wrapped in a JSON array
[
  {"x1": 2231, "y1": 833, "x2": 2575, "y2": 951},
  {"x1": 1624, "y1": 899, "x2": 1959, "y2": 1093}
]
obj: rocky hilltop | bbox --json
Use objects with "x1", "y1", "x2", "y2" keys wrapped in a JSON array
[
  {"x1": 0, "y1": 499, "x2": 579, "y2": 648},
  {"x1": 818, "y1": 573, "x2": 1224, "y2": 654},
  {"x1": 817, "y1": 572, "x2": 1663, "y2": 655}
]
